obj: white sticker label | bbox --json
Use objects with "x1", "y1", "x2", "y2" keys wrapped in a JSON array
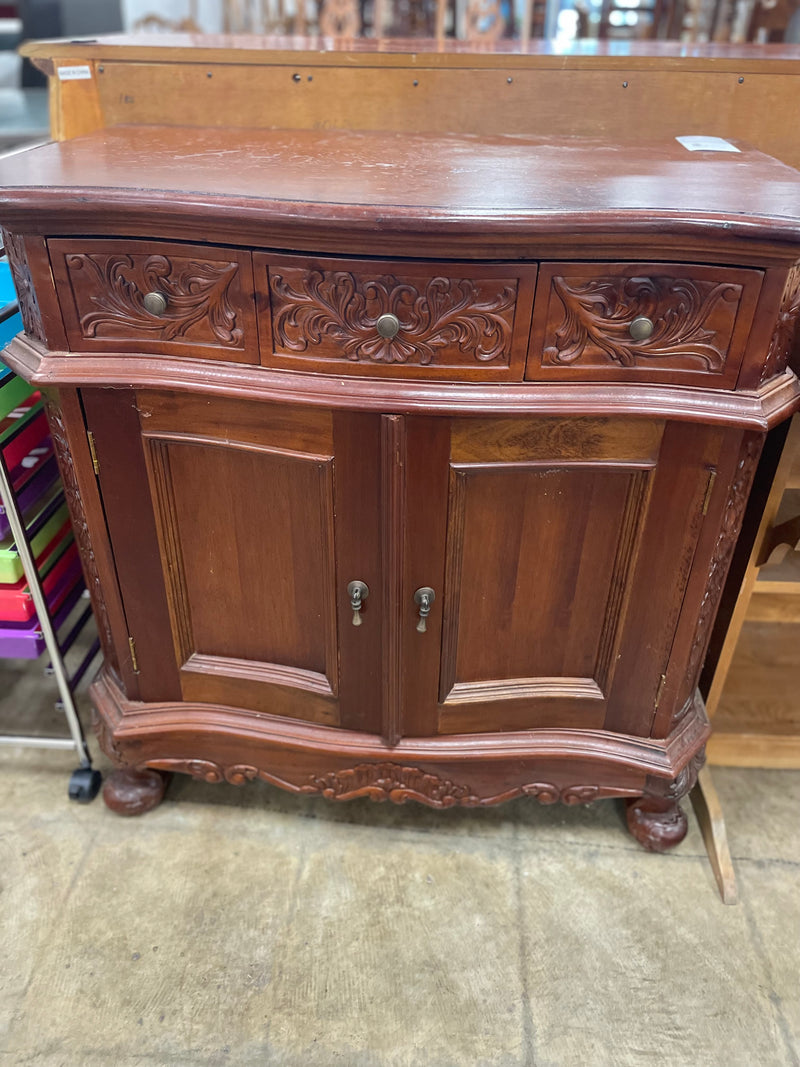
[
  {"x1": 676, "y1": 135, "x2": 740, "y2": 153},
  {"x1": 57, "y1": 65, "x2": 93, "y2": 81}
]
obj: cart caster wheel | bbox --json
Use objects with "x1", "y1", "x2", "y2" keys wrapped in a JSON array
[{"x1": 68, "y1": 766, "x2": 102, "y2": 803}]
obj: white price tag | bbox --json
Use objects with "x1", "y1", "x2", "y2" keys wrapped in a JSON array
[
  {"x1": 676, "y1": 136, "x2": 741, "y2": 153},
  {"x1": 57, "y1": 65, "x2": 93, "y2": 81}
]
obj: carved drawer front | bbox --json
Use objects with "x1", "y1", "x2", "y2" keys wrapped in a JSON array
[
  {"x1": 49, "y1": 239, "x2": 258, "y2": 362},
  {"x1": 528, "y1": 262, "x2": 762, "y2": 388},
  {"x1": 255, "y1": 253, "x2": 537, "y2": 381}
]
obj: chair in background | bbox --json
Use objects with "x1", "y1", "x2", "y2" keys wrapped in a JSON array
[
  {"x1": 598, "y1": 0, "x2": 685, "y2": 39},
  {"x1": 217, "y1": 0, "x2": 547, "y2": 44},
  {"x1": 746, "y1": 0, "x2": 800, "y2": 40}
]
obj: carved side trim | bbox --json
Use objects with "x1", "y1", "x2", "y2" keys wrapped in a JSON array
[
  {"x1": 644, "y1": 748, "x2": 706, "y2": 801},
  {"x1": 65, "y1": 253, "x2": 243, "y2": 346},
  {"x1": 544, "y1": 275, "x2": 741, "y2": 370},
  {"x1": 683, "y1": 434, "x2": 763, "y2": 697},
  {"x1": 91, "y1": 707, "x2": 126, "y2": 764},
  {"x1": 270, "y1": 269, "x2": 517, "y2": 366},
  {"x1": 44, "y1": 398, "x2": 119, "y2": 671},
  {"x1": 761, "y1": 263, "x2": 800, "y2": 383},
  {"x1": 2, "y1": 230, "x2": 45, "y2": 344},
  {"x1": 142, "y1": 757, "x2": 613, "y2": 809}
]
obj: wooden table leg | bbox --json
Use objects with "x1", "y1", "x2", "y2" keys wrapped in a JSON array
[{"x1": 690, "y1": 765, "x2": 738, "y2": 905}]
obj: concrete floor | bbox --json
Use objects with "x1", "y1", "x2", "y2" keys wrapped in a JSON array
[{"x1": 0, "y1": 655, "x2": 798, "y2": 1067}]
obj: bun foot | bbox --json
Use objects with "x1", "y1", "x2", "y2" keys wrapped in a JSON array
[
  {"x1": 626, "y1": 796, "x2": 688, "y2": 852},
  {"x1": 102, "y1": 768, "x2": 168, "y2": 816}
]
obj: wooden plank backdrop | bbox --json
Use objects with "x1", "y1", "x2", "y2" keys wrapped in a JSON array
[{"x1": 19, "y1": 36, "x2": 800, "y2": 167}]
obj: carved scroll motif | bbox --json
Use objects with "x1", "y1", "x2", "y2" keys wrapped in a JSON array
[
  {"x1": 65, "y1": 253, "x2": 243, "y2": 345},
  {"x1": 301, "y1": 764, "x2": 604, "y2": 808},
  {"x1": 92, "y1": 707, "x2": 125, "y2": 764},
  {"x1": 44, "y1": 399, "x2": 119, "y2": 671},
  {"x1": 683, "y1": 434, "x2": 763, "y2": 698},
  {"x1": 270, "y1": 269, "x2": 517, "y2": 366},
  {"x1": 760, "y1": 263, "x2": 800, "y2": 383},
  {"x1": 544, "y1": 275, "x2": 741, "y2": 369},
  {"x1": 2, "y1": 230, "x2": 45, "y2": 344},
  {"x1": 145, "y1": 757, "x2": 608, "y2": 809}
]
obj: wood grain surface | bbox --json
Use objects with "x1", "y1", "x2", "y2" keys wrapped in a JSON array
[{"x1": 1, "y1": 128, "x2": 800, "y2": 263}]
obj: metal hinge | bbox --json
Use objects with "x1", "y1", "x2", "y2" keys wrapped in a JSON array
[
  {"x1": 654, "y1": 672, "x2": 668, "y2": 710},
  {"x1": 87, "y1": 431, "x2": 100, "y2": 476},
  {"x1": 702, "y1": 470, "x2": 717, "y2": 516},
  {"x1": 128, "y1": 636, "x2": 140, "y2": 674}
]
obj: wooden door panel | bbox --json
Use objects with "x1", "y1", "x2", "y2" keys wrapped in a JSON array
[
  {"x1": 85, "y1": 389, "x2": 382, "y2": 730},
  {"x1": 147, "y1": 438, "x2": 336, "y2": 685},
  {"x1": 444, "y1": 464, "x2": 640, "y2": 688},
  {"x1": 438, "y1": 460, "x2": 653, "y2": 733},
  {"x1": 422, "y1": 415, "x2": 723, "y2": 739}
]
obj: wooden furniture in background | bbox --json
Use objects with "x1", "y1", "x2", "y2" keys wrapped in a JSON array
[
  {"x1": 216, "y1": 0, "x2": 543, "y2": 41},
  {"x1": 1, "y1": 118, "x2": 799, "y2": 853},
  {"x1": 598, "y1": 0, "x2": 685, "y2": 40},
  {"x1": 747, "y1": 0, "x2": 800, "y2": 40},
  {"x1": 18, "y1": 36, "x2": 800, "y2": 170}
]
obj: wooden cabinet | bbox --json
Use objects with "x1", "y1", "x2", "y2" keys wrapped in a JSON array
[{"x1": 2, "y1": 123, "x2": 800, "y2": 848}]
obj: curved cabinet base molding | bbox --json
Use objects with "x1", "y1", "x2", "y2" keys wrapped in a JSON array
[{"x1": 90, "y1": 669, "x2": 709, "y2": 822}]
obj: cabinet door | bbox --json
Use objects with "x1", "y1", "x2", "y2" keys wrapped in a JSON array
[
  {"x1": 82, "y1": 388, "x2": 382, "y2": 730},
  {"x1": 402, "y1": 415, "x2": 725, "y2": 739}
]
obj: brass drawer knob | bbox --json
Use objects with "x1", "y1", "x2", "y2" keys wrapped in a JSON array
[
  {"x1": 629, "y1": 316, "x2": 654, "y2": 341},
  {"x1": 376, "y1": 313, "x2": 401, "y2": 339},
  {"x1": 143, "y1": 291, "x2": 168, "y2": 316}
]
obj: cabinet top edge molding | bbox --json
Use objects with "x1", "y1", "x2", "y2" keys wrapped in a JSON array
[
  {"x1": 3, "y1": 127, "x2": 800, "y2": 257},
  {"x1": 19, "y1": 34, "x2": 800, "y2": 73},
  {"x1": 6, "y1": 337, "x2": 798, "y2": 431}
]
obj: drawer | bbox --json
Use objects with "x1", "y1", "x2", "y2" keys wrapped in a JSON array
[
  {"x1": 527, "y1": 263, "x2": 762, "y2": 388},
  {"x1": 49, "y1": 239, "x2": 258, "y2": 363},
  {"x1": 255, "y1": 254, "x2": 537, "y2": 381}
]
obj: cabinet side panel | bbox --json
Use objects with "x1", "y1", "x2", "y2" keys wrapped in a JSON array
[
  {"x1": 655, "y1": 427, "x2": 763, "y2": 736},
  {"x1": 605, "y1": 421, "x2": 725, "y2": 736},
  {"x1": 81, "y1": 388, "x2": 181, "y2": 701},
  {"x1": 43, "y1": 389, "x2": 144, "y2": 693}
]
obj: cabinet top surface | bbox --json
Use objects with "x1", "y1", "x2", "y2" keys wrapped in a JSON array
[
  {"x1": 2, "y1": 125, "x2": 800, "y2": 251},
  {"x1": 19, "y1": 33, "x2": 800, "y2": 69}
]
